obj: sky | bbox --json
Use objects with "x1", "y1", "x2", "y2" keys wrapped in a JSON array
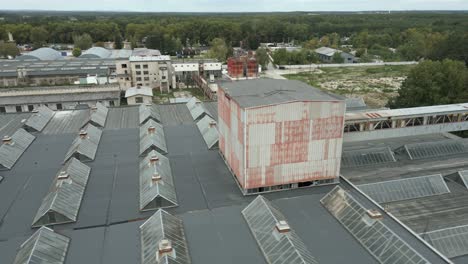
[{"x1": 1, "y1": 0, "x2": 468, "y2": 12}]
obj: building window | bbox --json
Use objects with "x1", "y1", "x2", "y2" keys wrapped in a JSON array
[
  {"x1": 109, "y1": 101, "x2": 115, "y2": 106},
  {"x1": 144, "y1": 77, "x2": 150, "y2": 81},
  {"x1": 136, "y1": 97, "x2": 143, "y2": 103},
  {"x1": 136, "y1": 71, "x2": 141, "y2": 75},
  {"x1": 137, "y1": 83, "x2": 142, "y2": 86},
  {"x1": 56, "y1": 103, "x2": 63, "y2": 110},
  {"x1": 126, "y1": 77, "x2": 130, "y2": 81},
  {"x1": 143, "y1": 64, "x2": 148, "y2": 69},
  {"x1": 28, "y1": 105, "x2": 34, "y2": 112},
  {"x1": 136, "y1": 77, "x2": 142, "y2": 81},
  {"x1": 135, "y1": 65, "x2": 141, "y2": 69},
  {"x1": 16, "y1": 106, "x2": 22, "y2": 112},
  {"x1": 0, "y1": 107, "x2": 5, "y2": 113},
  {"x1": 162, "y1": 76, "x2": 167, "y2": 80},
  {"x1": 121, "y1": 64, "x2": 127, "y2": 68},
  {"x1": 143, "y1": 71, "x2": 149, "y2": 75}
]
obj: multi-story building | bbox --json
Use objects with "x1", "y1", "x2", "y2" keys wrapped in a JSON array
[
  {"x1": 116, "y1": 55, "x2": 173, "y2": 92},
  {"x1": 218, "y1": 79, "x2": 346, "y2": 194},
  {"x1": 0, "y1": 84, "x2": 121, "y2": 113}
]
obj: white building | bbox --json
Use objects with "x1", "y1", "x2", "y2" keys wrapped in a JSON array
[{"x1": 125, "y1": 86, "x2": 153, "y2": 105}]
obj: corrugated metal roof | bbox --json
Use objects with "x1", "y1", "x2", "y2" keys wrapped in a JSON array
[
  {"x1": 446, "y1": 170, "x2": 468, "y2": 189},
  {"x1": 140, "y1": 150, "x2": 177, "y2": 211},
  {"x1": 140, "y1": 120, "x2": 167, "y2": 156},
  {"x1": 196, "y1": 115, "x2": 218, "y2": 149},
  {"x1": 341, "y1": 147, "x2": 396, "y2": 168},
  {"x1": 82, "y1": 102, "x2": 109, "y2": 128},
  {"x1": 32, "y1": 158, "x2": 91, "y2": 227},
  {"x1": 139, "y1": 104, "x2": 162, "y2": 125},
  {"x1": 64, "y1": 124, "x2": 102, "y2": 163},
  {"x1": 401, "y1": 139, "x2": 468, "y2": 160},
  {"x1": 357, "y1": 174, "x2": 450, "y2": 204},
  {"x1": 345, "y1": 103, "x2": 468, "y2": 122},
  {"x1": 80, "y1": 47, "x2": 112, "y2": 59},
  {"x1": 23, "y1": 106, "x2": 55, "y2": 133},
  {"x1": 139, "y1": 210, "x2": 191, "y2": 264},
  {"x1": 315, "y1": 47, "x2": 339, "y2": 57},
  {"x1": 13, "y1": 226, "x2": 70, "y2": 264},
  {"x1": 125, "y1": 86, "x2": 153, "y2": 98},
  {"x1": 0, "y1": 128, "x2": 35, "y2": 170},
  {"x1": 422, "y1": 224, "x2": 468, "y2": 258},
  {"x1": 221, "y1": 79, "x2": 342, "y2": 108},
  {"x1": 0, "y1": 85, "x2": 121, "y2": 106},
  {"x1": 18, "y1": 48, "x2": 63, "y2": 61},
  {"x1": 321, "y1": 186, "x2": 430, "y2": 264},
  {"x1": 242, "y1": 196, "x2": 318, "y2": 264}
]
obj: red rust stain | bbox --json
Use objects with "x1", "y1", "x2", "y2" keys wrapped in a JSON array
[
  {"x1": 312, "y1": 116, "x2": 344, "y2": 140},
  {"x1": 323, "y1": 140, "x2": 329, "y2": 160}
]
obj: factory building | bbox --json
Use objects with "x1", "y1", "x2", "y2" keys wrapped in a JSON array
[
  {"x1": 116, "y1": 55, "x2": 173, "y2": 92},
  {"x1": 0, "y1": 84, "x2": 121, "y2": 112},
  {"x1": 218, "y1": 79, "x2": 346, "y2": 194}
]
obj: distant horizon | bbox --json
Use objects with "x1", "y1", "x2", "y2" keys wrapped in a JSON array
[
  {"x1": 1, "y1": 0, "x2": 468, "y2": 13},
  {"x1": 1, "y1": 9, "x2": 468, "y2": 13}
]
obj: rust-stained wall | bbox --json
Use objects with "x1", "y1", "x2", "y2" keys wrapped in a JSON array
[{"x1": 219, "y1": 86, "x2": 345, "y2": 190}]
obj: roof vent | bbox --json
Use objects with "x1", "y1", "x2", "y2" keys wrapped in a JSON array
[
  {"x1": 31, "y1": 109, "x2": 39, "y2": 113},
  {"x1": 158, "y1": 239, "x2": 173, "y2": 255},
  {"x1": 2, "y1": 136, "x2": 12, "y2": 145},
  {"x1": 91, "y1": 106, "x2": 98, "y2": 111},
  {"x1": 152, "y1": 172, "x2": 162, "y2": 182},
  {"x1": 21, "y1": 119, "x2": 27, "y2": 124},
  {"x1": 275, "y1": 220, "x2": 291, "y2": 234},
  {"x1": 148, "y1": 126, "x2": 156, "y2": 134},
  {"x1": 79, "y1": 130, "x2": 88, "y2": 139},
  {"x1": 209, "y1": 120, "x2": 217, "y2": 127},
  {"x1": 366, "y1": 209, "x2": 383, "y2": 220},
  {"x1": 57, "y1": 171, "x2": 69, "y2": 180},
  {"x1": 150, "y1": 155, "x2": 159, "y2": 165},
  {"x1": 145, "y1": 103, "x2": 152, "y2": 106}
]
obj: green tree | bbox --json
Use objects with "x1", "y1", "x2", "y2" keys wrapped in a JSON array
[
  {"x1": 388, "y1": 60, "x2": 468, "y2": 108},
  {"x1": 73, "y1": 34, "x2": 93, "y2": 50},
  {"x1": 30, "y1": 27, "x2": 48, "y2": 49},
  {"x1": 332, "y1": 52, "x2": 343, "y2": 63},
  {"x1": 95, "y1": 42, "x2": 105, "y2": 47},
  {"x1": 72, "y1": 47, "x2": 82, "y2": 57},
  {"x1": 303, "y1": 38, "x2": 319, "y2": 50},
  {"x1": 114, "y1": 34, "x2": 123, "y2": 49},
  {"x1": 255, "y1": 48, "x2": 269, "y2": 69},
  {"x1": 0, "y1": 42, "x2": 20, "y2": 58},
  {"x1": 208, "y1": 38, "x2": 229, "y2": 62}
]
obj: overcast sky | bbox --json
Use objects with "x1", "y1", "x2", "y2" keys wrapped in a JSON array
[{"x1": 2, "y1": 0, "x2": 468, "y2": 12}]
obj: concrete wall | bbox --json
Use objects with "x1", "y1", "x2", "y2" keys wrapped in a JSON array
[
  {"x1": 0, "y1": 99, "x2": 120, "y2": 113},
  {"x1": 127, "y1": 95, "x2": 152, "y2": 105}
]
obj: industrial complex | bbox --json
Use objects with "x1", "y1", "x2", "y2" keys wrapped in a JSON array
[{"x1": 0, "y1": 59, "x2": 468, "y2": 264}]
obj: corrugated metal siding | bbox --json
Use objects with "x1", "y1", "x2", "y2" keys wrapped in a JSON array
[
  {"x1": 220, "y1": 87, "x2": 346, "y2": 190},
  {"x1": 243, "y1": 101, "x2": 345, "y2": 189}
]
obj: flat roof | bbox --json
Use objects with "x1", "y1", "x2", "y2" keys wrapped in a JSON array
[
  {"x1": 0, "y1": 104, "x2": 451, "y2": 264},
  {"x1": 220, "y1": 79, "x2": 343, "y2": 108}
]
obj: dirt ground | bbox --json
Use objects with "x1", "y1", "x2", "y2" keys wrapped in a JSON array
[{"x1": 284, "y1": 65, "x2": 414, "y2": 108}]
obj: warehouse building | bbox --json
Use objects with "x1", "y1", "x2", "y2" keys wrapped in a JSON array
[
  {"x1": 218, "y1": 79, "x2": 346, "y2": 194},
  {"x1": 0, "y1": 58, "x2": 117, "y2": 87},
  {"x1": 125, "y1": 86, "x2": 153, "y2": 105},
  {"x1": 0, "y1": 84, "x2": 121, "y2": 112},
  {"x1": 0, "y1": 100, "x2": 451, "y2": 264}
]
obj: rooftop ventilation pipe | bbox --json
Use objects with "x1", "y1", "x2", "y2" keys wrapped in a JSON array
[
  {"x1": 57, "y1": 170, "x2": 70, "y2": 180},
  {"x1": 2, "y1": 136, "x2": 12, "y2": 145},
  {"x1": 158, "y1": 239, "x2": 173, "y2": 255},
  {"x1": 209, "y1": 120, "x2": 217, "y2": 128},
  {"x1": 366, "y1": 209, "x2": 383, "y2": 220},
  {"x1": 79, "y1": 130, "x2": 88, "y2": 139},
  {"x1": 148, "y1": 126, "x2": 156, "y2": 134},
  {"x1": 275, "y1": 220, "x2": 291, "y2": 234},
  {"x1": 150, "y1": 156, "x2": 159, "y2": 165}
]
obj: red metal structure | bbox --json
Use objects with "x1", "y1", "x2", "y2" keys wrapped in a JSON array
[
  {"x1": 218, "y1": 79, "x2": 346, "y2": 195},
  {"x1": 227, "y1": 56, "x2": 258, "y2": 79}
]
